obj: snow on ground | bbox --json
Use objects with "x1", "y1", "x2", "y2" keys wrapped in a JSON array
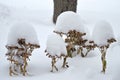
[
  {"x1": 0, "y1": 0, "x2": 120, "y2": 80},
  {"x1": 0, "y1": 3, "x2": 10, "y2": 24}
]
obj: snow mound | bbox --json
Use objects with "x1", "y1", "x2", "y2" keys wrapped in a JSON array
[
  {"x1": 46, "y1": 33, "x2": 67, "y2": 57},
  {"x1": 92, "y1": 21, "x2": 115, "y2": 46},
  {"x1": 7, "y1": 22, "x2": 39, "y2": 45},
  {"x1": 0, "y1": 3, "x2": 10, "y2": 22},
  {"x1": 55, "y1": 11, "x2": 85, "y2": 33}
]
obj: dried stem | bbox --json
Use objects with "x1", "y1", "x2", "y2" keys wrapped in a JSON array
[
  {"x1": 62, "y1": 56, "x2": 69, "y2": 68},
  {"x1": 51, "y1": 57, "x2": 58, "y2": 72},
  {"x1": 99, "y1": 38, "x2": 116, "y2": 73},
  {"x1": 9, "y1": 66, "x2": 18, "y2": 76},
  {"x1": 6, "y1": 38, "x2": 40, "y2": 76},
  {"x1": 100, "y1": 46, "x2": 107, "y2": 73}
]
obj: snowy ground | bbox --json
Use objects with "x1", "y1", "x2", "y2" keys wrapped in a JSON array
[{"x1": 0, "y1": 0, "x2": 120, "y2": 80}]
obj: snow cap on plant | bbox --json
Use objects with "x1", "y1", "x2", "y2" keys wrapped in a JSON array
[
  {"x1": 46, "y1": 33, "x2": 67, "y2": 58},
  {"x1": 6, "y1": 22, "x2": 40, "y2": 76},
  {"x1": 55, "y1": 11, "x2": 85, "y2": 33},
  {"x1": 7, "y1": 22, "x2": 39, "y2": 46},
  {"x1": 92, "y1": 21, "x2": 115, "y2": 46}
]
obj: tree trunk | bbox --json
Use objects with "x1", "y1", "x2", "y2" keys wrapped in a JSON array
[{"x1": 53, "y1": 0, "x2": 77, "y2": 23}]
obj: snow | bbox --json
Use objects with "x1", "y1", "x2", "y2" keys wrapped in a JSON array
[
  {"x1": 46, "y1": 33, "x2": 67, "y2": 57},
  {"x1": 7, "y1": 22, "x2": 39, "y2": 46},
  {"x1": 116, "y1": 36, "x2": 120, "y2": 45},
  {"x1": 78, "y1": 0, "x2": 120, "y2": 14},
  {"x1": 0, "y1": 3, "x2": 10, "y2": 23},
  {"x1": 0, "y1": 0, "x2": 53, "y2": 10},
  {"x1": 92, "y1": 21, "x2": 115, "y2": 46},
  {"x1": 0, "y1": 0, "x2": 120, "y2": 80},
  {"x1": 55, "y1": 11, "x2": 85, "y2": 33},
  {"x1": 83, "y1": 26, "x2": 91, "y2": 40}
]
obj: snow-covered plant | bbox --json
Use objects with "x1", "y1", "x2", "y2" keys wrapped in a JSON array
[
  {"x1": 92, "y1": 21, "x2": 116, "y2": 73},
  {"x1": 6, "y1": 23, "x2": 40, "y2": 76},
  {"x1": 54, "y1": 11, "x2": 96, "y2": 57},
  {"x1": 45, "y1": 33, "x2": 68, "y2": 72}
]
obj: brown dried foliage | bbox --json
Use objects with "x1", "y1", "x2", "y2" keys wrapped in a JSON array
[{"x1": 6, "y1": 38, "x2": 40, "y2": 76}]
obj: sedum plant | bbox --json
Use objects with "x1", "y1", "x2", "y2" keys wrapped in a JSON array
[
  {"x1": 92, "y1": 21, "x2": 116, "y2": 73},
  {"x1": 54, "y1": 11, "x2": 96, "y2": 58},
  {"x1": 98, "y1": 38, "x2": 116, "y2": 73},
  {"x1": 6, "y1": 23, "x2": 40, "y2": 76},
  {"x1": 45, "y1": 33, "x2": 68, "y2": 72}
]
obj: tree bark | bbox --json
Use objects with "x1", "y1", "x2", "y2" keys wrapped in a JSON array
[{"x1": 53, "y1": 0, "x2": 77, "y2": 23}]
